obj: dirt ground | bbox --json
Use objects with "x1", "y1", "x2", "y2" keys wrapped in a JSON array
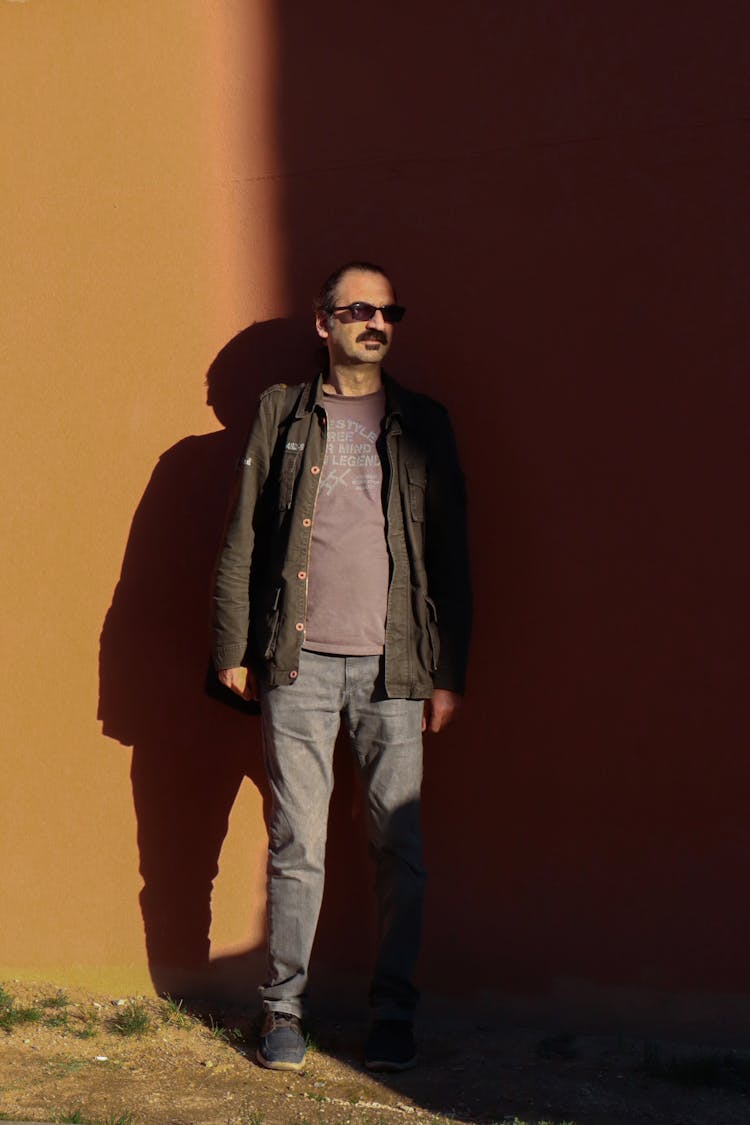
[{"x1": 1, "y1": 982, "x2": 748, "y2": 1125}]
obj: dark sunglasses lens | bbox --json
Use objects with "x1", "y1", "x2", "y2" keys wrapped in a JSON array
[
  {"x1": 342, "y1": 302, "x2": 406, "y2": 323},
  {"x1": 349, "y1": 302, "x2": 375, "y2": 321}
]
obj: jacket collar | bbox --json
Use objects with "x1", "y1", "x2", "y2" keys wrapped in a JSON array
[{"x1": 300, "y1": 371, "x2": 405, "y2": 422}]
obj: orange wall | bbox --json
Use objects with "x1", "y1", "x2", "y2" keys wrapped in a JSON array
[
  {"x1": 3, "y1": 0, "x2": 749, "y2": 1025},
  {"x1": 1, "y1": 0, "x2": 279, "y2": 992}
]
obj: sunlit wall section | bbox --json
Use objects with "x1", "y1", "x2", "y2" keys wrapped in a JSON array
[{"x1": 0, "y1": 0, "x2": 281, "y2": 991}]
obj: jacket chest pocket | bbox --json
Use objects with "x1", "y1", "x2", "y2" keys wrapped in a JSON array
[
  {"x1": 406, "y1": 462, "x2": 426, "y2": 522},
  {"x1": 279, "y1": 450, "x2": 300, "y2": 510}
]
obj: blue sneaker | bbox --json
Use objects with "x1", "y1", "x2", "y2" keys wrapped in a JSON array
[
  {"x1": 256, "y1": 1010, "x2": 306, "y2": 1071},
  {"x1": 364, "y1": 1020, "x2": 417, "y2": 1071}
]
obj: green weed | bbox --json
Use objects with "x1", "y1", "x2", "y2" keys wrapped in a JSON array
[
  {"x1": 162, "y1": 995, "x2": 191, "y2": 1029},
  {"x1": 45, "y1": 1011, "x2": 71, "y2": 1030},
  {"x1": 234, "y1": 1097, "x2": 263, "y2": 1125},
  {"x1": 111, "y1": 1000, "x2": 152, "y2": 1037},
  {"x1": 53, "y1": 1108, "x2": 136, "y2": 1125},
  {"x1": 41, "y1": 991, "x2": 70, "y2": 1010},
  {"x1": 207, "y1": 1015, "x2": 243, "y2": 1044},
  {"x1": 72, "y1": 1006, "x2": 100, "y2": 1040},
  {"x1": 44, "y1": 1059, "x2": 86, "y2": 1078},
  {"x1": 0, "y1": 988, "x2": 42, "y2": 1033},
  {"x1": 57, "y1": 1109, "x2": 85, "y2": 1124}
]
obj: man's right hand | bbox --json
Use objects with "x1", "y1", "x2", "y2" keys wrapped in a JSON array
[{"x1": 217, "y1": 666, "x2": 258, "y2": 701}]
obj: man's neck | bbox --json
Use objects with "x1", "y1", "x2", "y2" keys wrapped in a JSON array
[{"x1": 323, "y1": 362, "x2": 383, "y2": 397}]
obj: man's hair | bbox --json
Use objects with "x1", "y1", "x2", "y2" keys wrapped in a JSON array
[{"x1": 315, "y1": 260, "x2": 395, "y2": 317}]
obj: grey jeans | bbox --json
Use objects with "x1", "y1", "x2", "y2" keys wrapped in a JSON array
[{"x1": 259, "y1": 649, "x2": 425, "y2": 1020}]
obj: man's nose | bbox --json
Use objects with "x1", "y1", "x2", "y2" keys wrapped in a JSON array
[{"x1": 367, "y1": 308, "x2": 386, "y2": 329}]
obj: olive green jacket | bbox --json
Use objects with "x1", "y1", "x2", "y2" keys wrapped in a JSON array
[{"x1": 212, "y1": 373, "x2": 471, "y2": 698}]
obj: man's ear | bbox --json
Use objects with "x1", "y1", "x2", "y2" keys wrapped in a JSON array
[{"x1": 315, "y1": 310, "x2": 330, "y2": 340}]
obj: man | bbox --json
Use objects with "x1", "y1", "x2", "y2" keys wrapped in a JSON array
[{"x1": 212, "y1": 262, "x2": 471, "y2": 1072}]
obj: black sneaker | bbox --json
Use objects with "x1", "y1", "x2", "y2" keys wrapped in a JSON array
[
  {"x1": 256, "y1": 1009, "x2": 306, "y2": 1071},
  {"x1": 364, "y1": 1020, "x2": 417, "y2": 1071}
]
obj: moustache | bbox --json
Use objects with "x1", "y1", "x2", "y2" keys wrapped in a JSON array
[{"x1": 357, "y1": 330, "x2": 388, "y2": 345}]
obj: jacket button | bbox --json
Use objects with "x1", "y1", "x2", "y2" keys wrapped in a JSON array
[
  {"x1": 289, "y1": 670, "x2": 298, "y2": 680},
  {"x1": 302, "y1": 518, "x2": 312, "y2": 527},
  {"x1": 295, "y1": 622, "x2": 304, "y2": 632},
  {"x1": 311, "y1": 465, "x2": 320, "y2": 475},
  {"x1": 297, "y1": 570, "x2": 306, "y2": 580}
]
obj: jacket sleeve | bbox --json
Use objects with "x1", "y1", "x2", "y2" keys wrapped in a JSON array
[
  {"x1": 425, "y1": 405, "x2": 472, "y2": 694},
  {"x1": 211, "y1": 391, "x2": 278, "y2": 671}
]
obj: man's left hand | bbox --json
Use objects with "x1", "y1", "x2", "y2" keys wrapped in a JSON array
[{"x1": 422, "y1": 689, "x2": 463, "y2": 734}]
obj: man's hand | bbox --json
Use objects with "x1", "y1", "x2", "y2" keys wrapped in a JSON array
[
  {"x1": 218, "y1": 665, "x2": 258, "y2": 701},
  {"x1": 422, "y1": 689, "x2": 462, "y2": 734}
]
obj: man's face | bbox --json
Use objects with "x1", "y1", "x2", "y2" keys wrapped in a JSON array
[{"x1": 316, "y1": 268, "x2": 397, "y2": 366}]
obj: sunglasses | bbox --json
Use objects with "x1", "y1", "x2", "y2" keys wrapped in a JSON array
[{"x1": 331, "y1": 301, "x2": 406, "y2": 324}]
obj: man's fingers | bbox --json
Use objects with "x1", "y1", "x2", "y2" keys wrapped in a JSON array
[
  {"x1": 423, "y1": 690, "x2": 463, "y2": 734},
  {"x1": 218, "y1": 666, "x2": 256, "y2": 701}
]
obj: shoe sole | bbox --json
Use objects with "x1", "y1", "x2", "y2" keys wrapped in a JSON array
[
  {"x1": 364, "y1": 1055, "x2": 417, "y2": 1072},
  {"x1": 256, "y1": 1048, "x2": 306, "y2": 1072}
]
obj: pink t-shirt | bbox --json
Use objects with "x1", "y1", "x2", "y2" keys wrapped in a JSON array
[{"x1": 304, "y1": 389, "x2": 389, "y2": 655}]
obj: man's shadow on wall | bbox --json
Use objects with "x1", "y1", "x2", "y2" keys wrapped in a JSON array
[{"x1": 98, "y1": 317, "x2": 331, "y2": 1003}]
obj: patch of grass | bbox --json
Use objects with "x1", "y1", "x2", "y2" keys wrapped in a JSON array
[
  {"x1": 111, "y1": 1000, "x2": 152, "y2": 1037},
  {"x1": 0, "y1": 986, "x2": 42, "y2": 1033},
  {"x1": 41, "y1": 990, "x2": 70, "y2": 1010},
  {"x1": 57, "y1": 1109, "x2": 85, "y2": 1124},
  {"x1": 53, "y1": 1108, "x2": 137, "y2": 1125},
  {"x1": 72, "y1": 1006, "x2": 100, "y2": 1040},
  {"x1": 161, "y1": 995, "x2": 191, "y2": 1029},
  {"x1": 45, "y1": 1011, "x2": 71, "y2": 1030},
  {"x1": 234, "y1": 1098, "x2": 263, "y2": 1125},
  {"x1": 206, "y1": 1015, "x2": 243, "y2": 1044},
  {"x1": 45, "y1": 1059, "x2": 87, "y2": 1078}
]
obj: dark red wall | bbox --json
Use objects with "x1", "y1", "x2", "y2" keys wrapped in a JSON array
[{"x1": 255, "y1": 2, "x2": 750, "y2": 1000}]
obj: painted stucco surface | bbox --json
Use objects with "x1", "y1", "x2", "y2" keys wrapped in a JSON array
[{"x1": 1, "y1": 0, "x2": 279, "y2": 991}]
